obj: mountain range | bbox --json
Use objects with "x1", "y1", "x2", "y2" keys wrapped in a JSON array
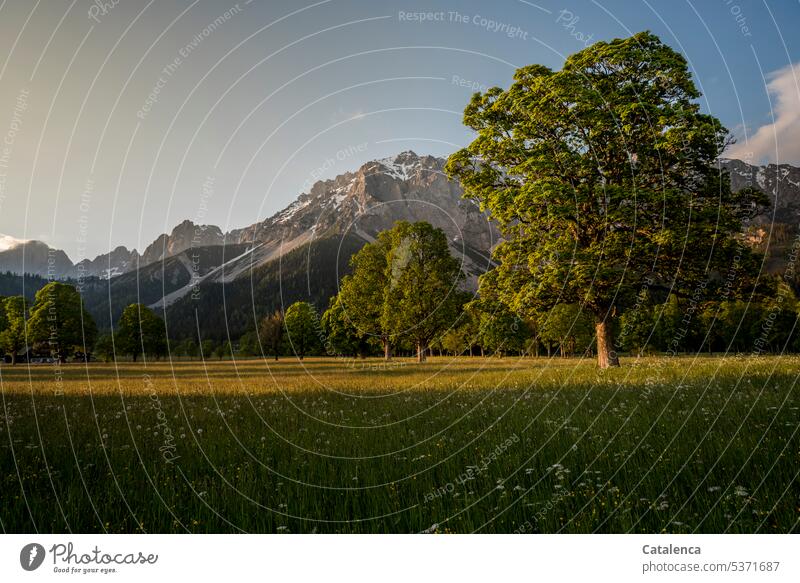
[
  {"x1": 0, "y1": 152, "x2": 797, "y2": 338},
  {"x1": 0, "y1": 152, "x2": 496, "y2": 280}
]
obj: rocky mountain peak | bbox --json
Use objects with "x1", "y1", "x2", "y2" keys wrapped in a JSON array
[
  {"x1": 720, "y1": 158, "x2": 800, "y2": 225},
  {"x1": 139, "y1": 220, "x2": 225, "y2": 266},
  {"x1": 5, "y1": 155, "x2": 797, "y2": 285}
]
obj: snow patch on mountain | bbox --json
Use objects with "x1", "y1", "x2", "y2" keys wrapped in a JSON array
[
  {"x1": 275, "y1": 197, "x2": 314, "y2": 224},
  {"x1": 376, "y1": 155, "x2": 418, "y2": 180}
]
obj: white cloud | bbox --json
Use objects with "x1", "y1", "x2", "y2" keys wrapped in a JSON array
[
  {"x1": 726, "y1": 62, "x2": 800, "y2": 165},
  {"x1": 0, "y1": 234, "x2": 28, "y2": 252},
  {"x1": 330, "y1": 107, "x2": 365, "y2": 124}
]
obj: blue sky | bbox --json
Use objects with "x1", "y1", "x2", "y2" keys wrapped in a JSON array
[{"x1": 0, "y1": 0, "x2": 798, "y2": 258}]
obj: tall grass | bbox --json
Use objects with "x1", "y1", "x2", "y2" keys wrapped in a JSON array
[{"x1": 1, "y1": 356, "x2": 797, "y2": 533}]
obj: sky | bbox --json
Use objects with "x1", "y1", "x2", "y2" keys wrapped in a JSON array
[{"x1": 0, "y1": 0, "x2": 798, "y2": 260}]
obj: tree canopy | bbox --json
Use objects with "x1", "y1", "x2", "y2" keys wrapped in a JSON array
[
  {"x1": 27, "y1": 282, "x2": 97, "y2": 362},
  {"x1": 259, "y1": 310, "x2": 285, "y2": 360},
  {"x1": 337, "y1": 232, "x2": 393, "y2": 358},
  {"x1": 381, "y1": 221, "x2": 466, "y2": 362},
  {"x1": 284, "y1": 302, "x2": 321, "y2": 360},
  {"x1": 321, "y1": 295, "x2": 374, "y2": 358},
  {"x1": 0, "y1": 296, "x2": 28, "y2": 364},
  {"x1": 330, "y1": 221, "x2": 467, "y2": 362},
  {"x1": 446, "y1": 31, "x2": 768, "y2": 368},
  {"x1": 114, "y1": 304, "x2": 167, "y2": 362}
]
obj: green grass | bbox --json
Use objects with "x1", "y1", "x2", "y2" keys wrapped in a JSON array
[{"x1": 1, "y1": 356, "x2": 797, "y2": 533}]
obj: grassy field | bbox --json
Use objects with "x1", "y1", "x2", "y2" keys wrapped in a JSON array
[{"x1": 0, "y1": 356, "x2": 797, "y2": 533}]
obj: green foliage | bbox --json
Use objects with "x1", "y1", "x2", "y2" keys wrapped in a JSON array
[
  {"x1": 94, "y1": 334, "x2": 115, "y2": 363},
  {"x1": 613, "y1": 280, "x2": 799, "y2": 356},
  {"x1": 259, "y1": 310, "x2": 284, "y2": 360},
  {"x1": 284, "y1": 302, "x2": 321, "y2": 360},
  {"x1": 440, "y1": 312, "x2": 480, "y2": 356},
  {"x1": 333, "y1": 221, "x2": 467, "y2": 362},
  {"x1": 469, "y1": 301, "x2": 530, "y2": 356},
  {"x1": 381, "y1": 221, "x2": 465, "y2": 362},
  {"x1": 115, "y1": 304, "x2": 167, "y2": 362},
  {"x1": 446, "y1": 32, "x2": 768, "y2": 367},
  {"x1": 27, "y1": 282, "x2": 97, "y2": 361},
  {"x1": 171, "y1": 338, "x2": 200, "y2": 359},
  {"x1": 538, "y1": 304, "x2": 594, "y2": 357},
  {"x1": 213, "y1": 341, "x2": 233, "y2": 360},
  {"x1": 183, "y1": 339, "x2": 199, "y2": 360},
  {"x1": 337, "y1": 232, "x2": 392, "y2": 355},
  {"x1": 0, "y1": 296, "x2": 7, "y2": 333},
  {"x1": 652, "y1": 293, "x2": 702, "y2": 354},
  {"x1": 0, "y1": 296, "x2": 28, "y2": 364},
  {"x1": 237, "y1": 332, "x2": 259, "y2": 357},
  {"x1": 618, "y1": 289, "x2": 656, "y2": 355},
  {"x1": 321, "y1": 295, "x2": 374, "y2": 357},
  {"x1": 200, "y1": 339, "x2": 216, "y2": 359}
]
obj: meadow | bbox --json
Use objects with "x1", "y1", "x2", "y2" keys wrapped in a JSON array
[{"x1": 0, "y1": 356, "x2": 797, "y2": 534}]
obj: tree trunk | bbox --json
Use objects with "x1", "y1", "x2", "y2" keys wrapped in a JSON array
[
  {"x1": 11, "y1": 352, "x2": 17, "y2": 365},
  {"x1": 382, "y1": 338, "x2": 391, "y2": 361},
  {"x1": 596, "y1": 318, "x2": 620, "y2": 369},
  {"x1": 416, "y1": 343, "x2": 427, "y2": 363}
]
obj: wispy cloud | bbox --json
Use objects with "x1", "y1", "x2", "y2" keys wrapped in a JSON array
[
  {"x1": 330, "y1": 107, "x2": 366, "y2": 124},
  {"x1": 0, "y1": 234, "x2": 29, "y2": 252},
  {"x1": 726, "y1": 63, "x2": 800, "y2": 165}
]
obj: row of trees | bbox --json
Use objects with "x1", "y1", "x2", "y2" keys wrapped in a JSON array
[
  {"x1": 619, "y1": 286, "x2": 800, "y2": 355},
  {"x1": 3, "y1": 274, "x2": 797, "y2": 365},
  {"x1": 0, "y1": 283, "x2": 173, "y2": 364},
  {"x1": 0, "y1": 282, "x2": 97, "y2": 363},
  {"x1": 172, "y1": 279, "x2": 799, "y2": 361}
]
